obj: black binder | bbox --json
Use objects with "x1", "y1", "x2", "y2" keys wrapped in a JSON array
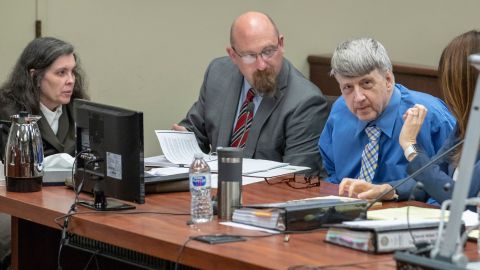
[{"x1": 233, "y1": 198, "x2": 368, "y2": 231}]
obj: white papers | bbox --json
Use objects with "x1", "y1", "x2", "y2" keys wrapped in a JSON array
[
  {"x1": 144, "y1": 155, "x2": 181, "y2": 167},
  {"x1": 145, "y1": 167, "x2": 189, "y2": 177},
  {"x1": 154, "y1": 130, "x2": 216, "y2": 165},
  {"x1": 367, "y1": 206, "x2": 479, "y2": 232},
  {"x1": 462, "y1": 210, "x2": 479, "y2": 228},
  {"x1": 245, "y1": 165, "x2": 310, "y2": 177},
  {"x1": 342, "y1": 219, "x2": 440, "y2": 229},
  {"x1": 210, "y1": 175, "x2": 265, "y2": 189},
  {"x1": 208, "y1": 158, "x2": 289, "y2": 175},
  {"x1": 367, "y1": 206, "x2": 448, "y2": 221},
  {"x1": 153, "y1": 130, "x2": 310, "y2": 179}
]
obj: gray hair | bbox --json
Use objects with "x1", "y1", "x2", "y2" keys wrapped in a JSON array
[{"x1": 330, "y1": 38, "x2": 393, "y2": 77}]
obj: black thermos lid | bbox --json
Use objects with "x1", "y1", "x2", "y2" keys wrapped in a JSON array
[{"x1": 217, "y1": 147, "x2": 243, "y2": 183}]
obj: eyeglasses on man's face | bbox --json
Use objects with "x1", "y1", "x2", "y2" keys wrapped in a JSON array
[{"x1": 232, "y1": 42, "x2": 280, "y2": 65}]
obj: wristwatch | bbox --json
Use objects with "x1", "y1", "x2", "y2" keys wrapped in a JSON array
[
  {"x1": 404, "y1": 144, "x2": 419, "y2": 160},
  {"x1": 387, "y1": 189, "x2": 399, "y2": 201}
]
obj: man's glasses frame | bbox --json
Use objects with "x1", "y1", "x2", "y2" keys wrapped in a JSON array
[
  {"x1": 231, "y1": 38, "x2": 280, "y2": 65},
  {"x1": 264, "y1": 174, "x2": 321, "y2": 189}
]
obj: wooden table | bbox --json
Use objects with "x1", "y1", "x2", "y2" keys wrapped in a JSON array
[{"x1": 0, "y1": 180, "x2": 476, "y2": 269}]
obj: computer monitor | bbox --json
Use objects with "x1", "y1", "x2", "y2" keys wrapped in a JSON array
[{"x1": 73, "y1": 99, "x2": 145, "y2": 210}]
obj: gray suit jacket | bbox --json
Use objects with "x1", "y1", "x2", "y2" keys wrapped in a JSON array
[{"x1": 179, "y1": 57, "x2": 329, "y2": 176}]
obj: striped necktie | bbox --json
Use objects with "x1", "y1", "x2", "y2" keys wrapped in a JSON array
[
  {"x1": 358, "y1": 126, "x2": 381, "y2": 183},
  {"x1": 231, "y1": 88, "x2": 256, "y2": 148}
]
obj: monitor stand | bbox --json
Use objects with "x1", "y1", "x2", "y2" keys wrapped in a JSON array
[
  {"x1": 78, "y1": 199, "x2": 135, "y2": 211},
  {"x1": 78, "y1": 185, "x2": 135, "y2": 211}
]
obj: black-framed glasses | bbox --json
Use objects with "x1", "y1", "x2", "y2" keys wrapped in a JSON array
[
  {"x1": 264, "y1": 174, "x2": 321, "y2": 189},
  {"x1": 232, "y1": 40, "x2": 280, "y2": 65}
]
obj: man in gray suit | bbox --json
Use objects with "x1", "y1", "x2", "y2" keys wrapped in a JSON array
[{"x1": 173, "y1": 11, "x2": 329, "y2": 175}]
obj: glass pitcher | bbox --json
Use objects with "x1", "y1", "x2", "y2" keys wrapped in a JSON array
[{"x1": 4, "y1": 111, "x2": 44, "y2": 192}]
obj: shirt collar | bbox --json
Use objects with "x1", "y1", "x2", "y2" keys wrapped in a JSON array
[
  {"x1": 39, "y1": 102, "x2": 63, "y2": 123},
  {"x1": 243, "y1": 79, "x2": 252, "y2": 94},
  {"x1": 355, "y1": 84, "x2": 401, "y2": 138}
]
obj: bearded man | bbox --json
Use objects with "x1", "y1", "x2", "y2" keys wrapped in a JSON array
[{"x1": 172, "y1": 11, "x2": 329, "y2": 175}]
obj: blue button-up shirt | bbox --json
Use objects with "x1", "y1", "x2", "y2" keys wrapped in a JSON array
[{"x1": 319, "y1": 84, "x2": 455, "y2": 199}]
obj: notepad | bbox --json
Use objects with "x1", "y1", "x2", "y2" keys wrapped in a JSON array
[{"x1": 367, "y1": 206, "x2": 449, "y2": 221}]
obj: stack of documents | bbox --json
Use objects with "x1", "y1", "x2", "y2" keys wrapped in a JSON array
[
  {"x1": 233, "y1": 208, "x2": 284, "y2": 230},
  {"x1": 367, "y1": 206, "x2": 480, "y2": 240},
  {"x1": 367, "y1": 206, "x2": 449, "y2": 221},
  {"x1": 208, "y1": 158, "x2": 288, "y2": 174},
  {"x1": 154, "y1": 130, "x2": 216, "y2": 165},
  {"x1": 324, "y1": 206, "x2": 479, "y2": 253},
  {"x1": 148, "y1": 130, "x2": 310, "y2": 178},
  {"x1": 232, "y1": 196, "x2": 367, "y2": 231},
  {"x1": 325, "y1": 219, "x2": 440, "y2": 253}
]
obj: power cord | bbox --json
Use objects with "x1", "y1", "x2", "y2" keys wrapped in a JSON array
[
  {"x1": 405, "y1": 182, "x2": 427, "y2": 249},
  {"x1": 174, "y1": 238, "x2": 194, "y2": 270},
  {"x1": 57, "y1": 150, "x2": 97, "y2": 270}
]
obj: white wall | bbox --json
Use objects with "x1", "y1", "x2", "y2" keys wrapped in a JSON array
[{"x1": 1, "y1": 0, "x2": 479, "y2": 156}]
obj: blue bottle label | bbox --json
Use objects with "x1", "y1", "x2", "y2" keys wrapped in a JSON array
[{"x1": 191, "y1": 175, "x2": 207, "y2": 187}]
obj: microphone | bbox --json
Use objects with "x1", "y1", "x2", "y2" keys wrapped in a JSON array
[
  {"x1": 358, "y1": 139, "x2": 464, "y2": 218},
  {"x1": 239, "y1": 102, "x2": 255, "y2": 147}
]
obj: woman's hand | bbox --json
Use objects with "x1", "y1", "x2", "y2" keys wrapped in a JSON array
[{"x1": 399, "y1": 104, "x2": 428, "y2": 151}]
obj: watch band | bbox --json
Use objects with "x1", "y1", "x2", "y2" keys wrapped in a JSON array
[{"x1": 404, "y1": 144, "x2": 419, "y2": 160}]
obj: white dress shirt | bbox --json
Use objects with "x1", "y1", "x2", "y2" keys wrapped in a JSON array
[{"x1": 39, "y1": 103, "x2": 63, "y2": 135}]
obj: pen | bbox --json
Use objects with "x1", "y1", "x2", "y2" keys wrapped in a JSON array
[{"x1": 253, "y1": 211, "x2": 273, "y2": 217}]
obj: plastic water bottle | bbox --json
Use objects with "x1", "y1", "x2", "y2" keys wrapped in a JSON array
[{"x1": 189, "y1": 153, "x2": 213, "y2": 223}]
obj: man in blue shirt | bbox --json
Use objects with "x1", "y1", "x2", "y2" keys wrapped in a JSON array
[{"x1": 319, "y1": 38, "x2": 455, "y2": 201}]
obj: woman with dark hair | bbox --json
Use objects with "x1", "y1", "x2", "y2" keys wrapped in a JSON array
[
  {"x1": 399, "y1": 30, "x2": 480, "y2": 204},
  {"x1": 0, "y1": 36, "x2": 88, "y2": 157},
  {"x1": 0, "y1": 37, "x2": 88, "y2": 267}
]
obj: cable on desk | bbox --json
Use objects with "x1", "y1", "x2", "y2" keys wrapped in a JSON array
[
  {"x1": 174, "y1": 237, "x2": 194, "y2": 270},
  {"x1": 57, "y1": 150, "x2": 92, "y2": 270},
  {"x1": 405, "y1": 182, "x2": 425, "y2": 249}
]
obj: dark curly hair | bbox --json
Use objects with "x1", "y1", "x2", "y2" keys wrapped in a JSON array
[{"x1": 0, "y1": 37, "x2": 88, "y2": 114}]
